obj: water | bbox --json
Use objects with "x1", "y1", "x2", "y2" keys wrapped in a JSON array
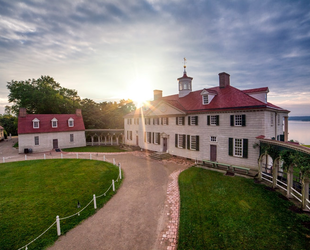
[{"x1": 288, "y1": 121, "x2": 310, "y2": 145}]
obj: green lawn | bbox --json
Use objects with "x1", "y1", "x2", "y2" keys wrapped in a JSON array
[
  {"x1": 62, "y1": 146, "x2": 126, "y2": 152},
  {"x1": 178, "y1": 167, "x2": 310, "y2": 250},
  {"x1": 0, "y1": 159, "x2": 122, "y2": 250}
]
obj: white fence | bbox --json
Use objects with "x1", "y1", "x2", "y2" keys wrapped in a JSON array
[{"x1": 0, "y1": 153, "x2": 122, "y2": 250}]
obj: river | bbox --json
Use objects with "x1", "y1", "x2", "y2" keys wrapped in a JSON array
[{"x1": 288, "y1": 120, "x2": 310, "y2": 145}]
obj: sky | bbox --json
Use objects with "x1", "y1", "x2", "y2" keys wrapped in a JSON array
[{"x1": 0, "y1": 0, "x2": 309, "y2": 116}]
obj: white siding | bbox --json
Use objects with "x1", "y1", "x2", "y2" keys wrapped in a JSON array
[{"x1": 18, "y1": 131, "x2": 86, "y2": 153}]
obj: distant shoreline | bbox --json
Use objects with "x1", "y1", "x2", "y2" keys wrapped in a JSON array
[{"x1": 288, "y1": 116, "x2": 310, "y2": 122}]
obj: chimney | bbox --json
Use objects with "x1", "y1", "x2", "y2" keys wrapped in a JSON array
[
  {"x1": 19, "y1": 108, "x2": 27, "y2": 117},
  {"x1": 76, "y1": 109, "x2": 82, "y2": 117},
  {"x1": 219, "y1": 72, "x2": 230, "y2": 88},
  {"x1": 154, "y1": 90, "x2": 162, "y2": 101}
]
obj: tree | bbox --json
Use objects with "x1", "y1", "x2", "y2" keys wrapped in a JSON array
[
  {"x1": 0, "y1": 114, "x2": 18, "y2": 136},
  {"x1": 6, "y1": 76, "x2": 81, "y2": 115}
]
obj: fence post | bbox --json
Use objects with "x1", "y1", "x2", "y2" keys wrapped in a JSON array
[
  {"x1": 76, "y1": 153, "x2": 78, "y2": 159},
  {"x1": 25, "y1": 155, "x2": 27, "y2": 160},
  {"x1": 90, "y1": 154, "x2": 92, "y2": 160},
  {"x1": 113, "y1": 158, "x2": 115, "y2": 165},
  {"x1": 112, "y1": 180, "x2": 115, "y2": 192},
  {"x1": 44, "y1": 154, "x2": 46, "y2": 160},
  {"x1": 3, "y1": 157, "x2": 4, "y2": 163},
  {"x1": 103, "y1": 155, "x2": 105, "y2": 161},
  {"x1": 119, "y1": 163, "x2": 122, "y2": 180},
  {"x1": 56, "y1": 215, "x2": 61, "y2": 236},
  {"x1": 93, "y1": 194, "x2": 97, "y2": 209}
]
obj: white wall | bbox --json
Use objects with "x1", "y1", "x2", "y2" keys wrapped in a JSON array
[{"x1": 18, "y1": 131, "x2": 86, "y2": 153}]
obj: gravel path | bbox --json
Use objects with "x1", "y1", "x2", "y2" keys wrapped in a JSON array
[{"x1": 47, "y1": 152, "x2": 189, "y2": 250}]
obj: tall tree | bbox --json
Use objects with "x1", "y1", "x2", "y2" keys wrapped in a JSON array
[
  {"x1": 7, "y1": 76, "x2": 81, "y2": 115},
  {"x1": 0, "y1": 114, "x2": 18, "y2": 136}
]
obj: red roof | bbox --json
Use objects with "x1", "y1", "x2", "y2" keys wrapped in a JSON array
[
  {"x1": 124, "y1": 84, "x2": 289, "y2": 117},
  {"x1": 18, "y1": 113, "x2": 85, "y2": 134}
]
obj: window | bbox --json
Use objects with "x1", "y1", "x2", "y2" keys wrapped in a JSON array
[
  {"x1": 134, "y1": 118, "x2": 139, "y2": 125},
  {"x1": 271, "y1": 113, "x2": 274, "y2": 126},
  {"x1": 32, "y1": 118, "x2": 40, "y2": 129},
  {"x1": 207, "y1": 115, "x2": 219, "y2": 126},
  {"x1": 277, "y1": 115, "x2": 280, "y2": 126},
  {"x1": 202, "y1": 95, "x2": 208, "y2": 105},
  {"x1": 230, "y1": 114, "x2": 246, "y2": 126},
  {"x1": 175, "y1": 134, "x2": 186, "y2": 148},
  {"x1": 153, "y1": 117, "x2": 160, "y2": 125},
  {"x1": 145, "y1": 118, "x2": 151, "y2": 125},
  {"x1": 211, "y1": 136, "x2": 217, "y2": 142},
  {"x1": 68, "y1": 118, "x2": 74, "y2": 127},
  {"x1": 187, "y1": 135, "x2": 199, "y2": 151},
  {"x1": 228, "y1": 138, "x2": 248, "y2": 158},
  {"x1": 127, "y1": 131, "x2": 133, "y2": 140},
  {"x1": 70, "y1": 134, "x2": 74, "y2": 142},
  {"x1": 146, "y1": 132, "x2": 152, "y2": 143},
  {"x1": 154, "y1": 132, "x2": 160, "y2": 144},
  {"x1": 161, "y1": 117, "x2": 168, "y2": 125},
  {"x1": 51, "y1": 118, "x2": 58, "y2": 128},
  {"x1": 188, "y1": 116, "x2": 198, "y2": 125},
  {"x1": 176, "y1": 117, "x2": 185, "y2": 125},
  {"x1": 34, "y1": 136, "x2": 39, "y2": 145}
]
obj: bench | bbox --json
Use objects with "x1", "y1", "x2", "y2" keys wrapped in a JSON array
[
  {"x1": 202, "y1": 160, "x2": 218, "y2": 168},
  {"x1": 217, "y1": 163, "x2": 231, "y2": 170},
  {"x1": 231, "y1": 165, "x2": 250, "y2": 174}
]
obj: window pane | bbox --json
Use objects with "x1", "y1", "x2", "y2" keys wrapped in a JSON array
[
  {"x1": 235, "y1": 115, "x2": 242, "y2": 126},
  {"x1": 234, "y1": 138, "x2": 243, "y2": 157},
  {"x1": 190, "y1": 136, "x2": 197, "y2": 150}
]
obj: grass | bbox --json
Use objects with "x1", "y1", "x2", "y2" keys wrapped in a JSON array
[
  {"x1": 178, "y1": 167, "x2": 310, "y2": 250},
  {"x1": 61, "y1": 145, "x2": 126, "y2": 152},
  {"x1": 303, "y1": 145, "x2": 310, "y2": 148},
  {"x1": 0, "y1": 159, "x2": 122, "y2": 250}
]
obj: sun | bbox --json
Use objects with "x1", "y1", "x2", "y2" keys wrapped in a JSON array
[{"x1": 126, "y1": 77, "x2": 153, "y2": 108}]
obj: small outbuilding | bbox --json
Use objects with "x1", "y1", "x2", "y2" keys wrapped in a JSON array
[{"x1": 18, "y1": 108, "x2": 86, "y2": 153}]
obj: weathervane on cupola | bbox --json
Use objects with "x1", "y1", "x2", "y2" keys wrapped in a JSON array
[{"x1": 178, "y1": 57, "x2": 193, "y2": 98}]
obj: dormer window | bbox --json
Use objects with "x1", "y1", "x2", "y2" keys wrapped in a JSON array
[
  {"x1": 68, "y1": 118, "x2": 74, "y2": 127},
  {"x1": 32, "y1": 118, "x2": 40, "y2": 129},
  {"x1": 51, "y1": 118, "x2": 58, "y2": 128},
  {"x1": 202, "y1": 95, "x2": 208, "y2": 105},
  {"x1": 201, "y1": 89, "x2": 217, "y2": 105}
]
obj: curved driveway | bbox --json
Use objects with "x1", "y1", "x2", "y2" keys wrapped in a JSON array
[{"x1": 1, "y1": 139, "x2": 189, "y2": 249}]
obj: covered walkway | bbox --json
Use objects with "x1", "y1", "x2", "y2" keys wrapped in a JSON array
[
  {"x1": 257, "y1": 137, "x2": 310, "y2": 210},
  {"x1": 85, "y1": 129, "x2": 124, "y2": 146}
]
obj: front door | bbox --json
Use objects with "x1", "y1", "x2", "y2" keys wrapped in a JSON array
[
  {"x1": 53, "y1": 139, "x2": 58, "y2": 149},
  {"x1": 163, "y1": 138, "x2": 168, "y2": 152},
  {"x1": 210, "y1": 145, "x2": 217, "y2": 161}
]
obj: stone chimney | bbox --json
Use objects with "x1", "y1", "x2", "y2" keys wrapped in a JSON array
[
  {"x1": 76, "y1": 109, "x2": 82, "y2": 117},
  {"x1": 219, "y1": 72, "x2": 230, "y2": 88},
  {"x1": 154, "y1": 90, "x2": 162, "y2": 101},
  {"x1": 19, "y1": 108, "x2": 27, "y2": 117}
]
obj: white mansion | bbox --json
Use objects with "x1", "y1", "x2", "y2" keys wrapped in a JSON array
[{"x1": 124, "y1": 68, "x2": 290, "y2": 169}]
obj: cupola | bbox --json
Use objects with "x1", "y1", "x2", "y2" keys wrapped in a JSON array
[{"x1": 178, "y1": 58, "x2": 193, "y2": 98}]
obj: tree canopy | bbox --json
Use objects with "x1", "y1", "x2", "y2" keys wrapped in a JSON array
[
  {"x1": 7, "y1": 76, "x2": 80, "y2": 115},
  {"x1": 5, "y1": 75, "x2": 136, "y2": 129}
]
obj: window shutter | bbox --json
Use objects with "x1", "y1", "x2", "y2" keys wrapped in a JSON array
[
  {"x1": 167, "y1": 118, "x2": 169, "y2": 125},
  {"x1": 230, "y1": 115, "x2": 234, "y2": 126},
  {"x1": 195, "y1": 116, "x2": 198, "y2": 125},
  {"x1": 243, "y1": 138, "x2": 248, "y2": 158},
  {"x1": 158, "y1": 133, "x2": 161, "y2": 145},
  {"x1": 216, "y1": 115, "x2": 220, "y2": 126},
  {"x1": 182, "y1": 134, "x2": 186, "y2": 148},
  {"x1": 182, "y1": 117, "x2": 185, "y2": 125},
  {"x1": 187, "y1": 135, "x2": 190, "y2": 149},
  {"x1": 175, "y1": 134, "x2": 178, "y2": 147},
  {"x1": 153, "y1": 118, "x2": 155, "y2": 125},
  {"x1": 188, "y1": 116, "x2": 190, "y2": 125},
  {"x1": 144, "y1": 132, "x2": 146, "y2": 142},
  {"x1": 196, "y1": 136, "x2": 199, "y2": 151},
  {"x1": 242, "y1": 115, "x2": 246, "y2": 126},
  {"x1": 152, "y1": 132, "x2": 154, "y2": 143},
  {"x1": 161, "y1": 118, "x2": 163, "y2": 125},
  {"x1": 207, "y1": 116, "x2": 210, "y2": 125},
  {"x1": 229, "y1": 138, "x2": 233, "y2": 156},
  {"x1": 176, "y1": 117, "x2": 178, "y2": 125}
]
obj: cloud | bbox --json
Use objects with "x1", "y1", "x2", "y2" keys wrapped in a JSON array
[{"x1": 0, "y1": 0, "x2": 309, "y2": 116}]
